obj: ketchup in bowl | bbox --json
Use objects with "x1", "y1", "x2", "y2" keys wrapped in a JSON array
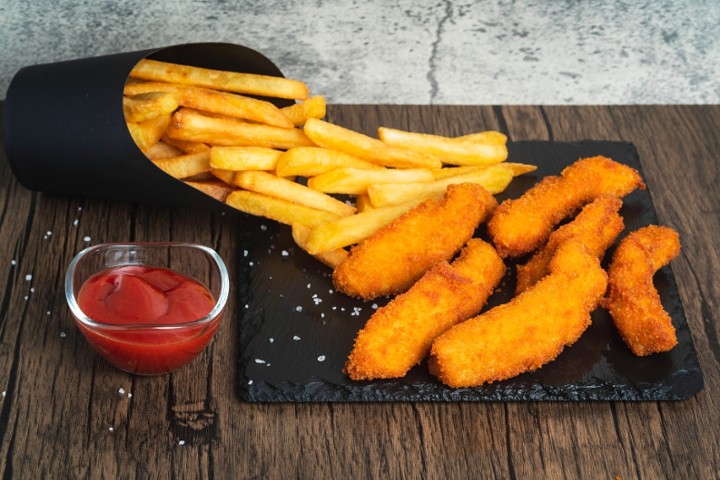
[{"x1": 66, "y1": 243, "x2": 228, "y2": 375}]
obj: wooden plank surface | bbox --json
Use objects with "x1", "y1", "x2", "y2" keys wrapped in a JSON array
[{"x1": 0, "y1": 103, "x2": 718, "y2": 478}]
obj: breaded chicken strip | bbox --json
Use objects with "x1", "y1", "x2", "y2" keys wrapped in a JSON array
[
  {"x1": 333, "y1": 183, "x2": 497, "y2": 300},
  {"x1": 429, "y1": 240, "x2": 607, "y2": 387},
  {"x1": 604, "y1": 225, "x2": 681, "y2": 356},
  {"x1": 515, "y1": 195, "x2": 624, "y2": 293},
  {"x1": 345, "y1": 239, "x2": 505, "y2": 380},
  {"x1": 488, "y1": 156, "x2": 644, "y2": 258}
]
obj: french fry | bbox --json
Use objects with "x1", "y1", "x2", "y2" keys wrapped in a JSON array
[
  {"x1": 454, "y1": 131, "x2": 507, "y2": 145},
  {"x1": 127, "y1": 113, "x2": 171, "y2": 151},
  {"x1": 378, "y1": 126, "x2": 508, "y2": 166},
  {"x1": 368, "y1": 164, "x2": 514, "y2": 207},
  {"x1": 161, "y1": 136, "x2": 211, "y2": 154},
  {"x1": 234, "y1": 171, "x2": 355, "y2": 216},
  {"x1": 303, "y1": 201, "x2": 418, "y2": 254},
  {"x1": 291, "y1": 223, "x2": 349, "y2": 269},
  {"x1": 130, "y1": 59, "x2": 310, "y2": 100},
  {"x1": 124, "y1": 81, "x2": 293, "y2": 128},
  {"x1": 184, "y1": 179, "x2": 236, "y2": 202},
  {"x1": 432, "y1": 163, "x2": 536, "y2": 180},
  {"x1": 280, "y1": 96, "x2": 327, "y2": 126},
  {"x1": 166, "y1": 108, "x2": 314, "y2": 149},
  {"x1": 226, "y1": 190, "x2": 339, "y2": 228},
  {"x1": 144, "y1": 141, "x2": 184, "y2": 160},
  {"x1": 210, "y1": 168, "x2": 237, "y2": 185},
  {"x1": 123, "y1": 92, "x2": 179, "y2": 123},
  {"x1": 308, "y1": 167, "x2": 434, "y2": 195},
  {"x1": 151, "y1": 151, "x2": 211, "y2": 179},
  {"x1": 210, "y1": 146, "x2": 283, "y2": 171},
  {"x1": 304, "y1": 119, "x2": 442, "y2": 170},
  {"x1": 355, "y1": 194, "x2": 374, "y2": 213},
  {"x1": 275, "y1": 147, "x2": 384, "y2": 177}
]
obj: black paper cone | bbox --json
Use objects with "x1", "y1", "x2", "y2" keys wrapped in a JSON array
[{"x1": 3, "y1": 43, "x2": 291, "y2": 210}]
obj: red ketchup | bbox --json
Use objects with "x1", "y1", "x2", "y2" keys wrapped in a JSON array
[{"x1": 76, "y1": 265, "x2": 220, "y2": 375}]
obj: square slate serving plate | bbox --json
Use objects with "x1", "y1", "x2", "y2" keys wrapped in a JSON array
[{"x1": 236, "y1": 140, "x2": 703, "y2": 402}]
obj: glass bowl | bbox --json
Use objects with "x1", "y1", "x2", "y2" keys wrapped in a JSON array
[{"x1": 65, "y1": 242, "x2": 229, "y2": 375}]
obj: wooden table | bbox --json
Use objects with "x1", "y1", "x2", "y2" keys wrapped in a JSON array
[{"x1": 0, "y1": 104, "x2": 718, "y2": 478}]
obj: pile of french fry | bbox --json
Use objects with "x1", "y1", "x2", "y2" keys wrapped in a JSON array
[{"x1": 123, "y1": 59, "x2": 535, "y2": 267}]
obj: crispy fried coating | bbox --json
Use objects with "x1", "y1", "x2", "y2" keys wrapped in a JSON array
[
  {"x1": 345, "y1": 239, "x2": 505, "y2": 380},
  {"x1": 429, "y1": 240, "x2": 607, "y2": 387},
  {"x1": 515, "y1": 195, "x2": 624, "y2": 294},
  {"x1": 487, "y1": 156, "x2": 644, "y2": 258},
  {"x1": 604, "y1": 225, "x2": 681, "y2": 356},
  {"x1": 333, "y1": 183, "x2": 497, "y2": 300}
]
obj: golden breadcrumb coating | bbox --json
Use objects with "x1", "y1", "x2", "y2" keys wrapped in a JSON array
[
  {"x1": 515, "y1": 194, "x2": 624, "y2": 293},
  {"x1": 604, "y1": 225, "x2": 681, "y2": 356},
  {"x1": 429, "y1": 240, "x2": 607, "y2": 388},
  {"x1": 345, "y1": 239, "x2": 505, "y2": 380},
  {"x1": 333, "y1": 183, "x2": 497, "y2": 300},
  {"x1": 487, "y1": 156, "x2": 644, "y2": 258}
]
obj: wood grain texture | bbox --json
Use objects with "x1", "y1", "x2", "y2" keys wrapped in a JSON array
[{"x1": 0, "y1": 103, "x2": 718, "y2": 479}]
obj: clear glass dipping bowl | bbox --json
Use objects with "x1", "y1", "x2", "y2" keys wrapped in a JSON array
[{"x1": 65, "y1": 242, "x2": 229, "y2": 375}]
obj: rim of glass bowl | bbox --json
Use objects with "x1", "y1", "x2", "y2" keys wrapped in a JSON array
[{"x1": 65, "y1": 242, "x2": 229, "y2": 330}]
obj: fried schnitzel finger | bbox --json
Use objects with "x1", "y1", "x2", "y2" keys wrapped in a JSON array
[
  {"x1": 333, "y1": 183, "x2": 497, "y2": 300},
  {"x1": 515, "y1": 194, "x2": 624, "y2": 293},
  {"x1": 488, "y1": 156, "x2": 644, "y2": 258},
  {"x1": 604, "y1": 225, "x2": 681, "y2": 356},
  {"x1": 429, "y1": 240, "x2": 608, "y2": 387},
  {"x1": 345, "y1": 239, "x2": 505, "y2": 380}
]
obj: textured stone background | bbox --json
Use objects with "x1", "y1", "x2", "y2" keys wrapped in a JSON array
[{"x1": 1, "y1": 0, "x2": 718, "y2": 104}]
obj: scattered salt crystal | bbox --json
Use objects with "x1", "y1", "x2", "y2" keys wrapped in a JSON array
[
  {"x1": 320, "y1": 313, "x2": 325, "y2": 318},
  {"x1": 281, "y1": 250, "x2": 289, "y2": 257},
  {"x1": 30, "y1": 287, "x2": 35, "y2": 293},
  {"x1": 317, "y1": 355, "x2": 326, "y2": 362},
  {"x1": 313, "y1": 298, "x2": 322, "y2": 305},
  {"x1": 23, "y1": 296, "x2": 28, "y2": 301},
  {"x1": 245, "y1": 304, "x2": 249, "y2": 309},
  {"x1": 306, "y1": 283, "x2": 311, "y2": 289},
  {"x1": 249, "y1": 262, "x2": 254, "y2": 267},
  {"x1": 73, "y1": 219, "x2": 79, "y2": 226},
  {"x1": 46, "y1": 311, "x2": 51, "y2": 315},
  {"x1": 328, "y1": 289, "x2": 333, "y2": 294},
  {"x1": 269, "y1": 338, "x2": 274, "y2": 343},
  {"x1": 248, "y1": 380, "x2": 253, "y2": 385},
  {"x1": 371, "y1": 303, "x2": 379, "y2": 310},
  {"x1": 77, "y1": 206, "x2": 82, "y2": 211},
  {"x1": 10, "y1": 260, "x2": 16, "y2": 266},
  {"x1": 24, "y1": 274, "x2": 32, "y2": 282},
  {"x1": 243, "y1": 250, "x2": 248, "y2": 257},
  {"x1": 295, "y1": 306, "x2": 303, "y2": 312},
  {"x1": 292, "y1": 335, "x2": 301, "y2": 341},
  {"x1": 109, "y1": 427, "x2": 114, "y2": 432},
  {"x1": 83, "y1": 236, "x2": 91, "y2": 242},
  {"x1": 254, "y1": 358, "x2": 266, "y2": 364},
  {"x1": 60, "y1": 332, "x2": 66, "y2": 338},
  {"x1": 118, "y1": 388, "x2": 125, "y2": 395},
  {"x1": 128, "y1": 393, "x2": 133, "y2": 398},
  {"x1": 1, "y1": 391, "x2": 5, "y2": 397},
  {"x1": 178, "y1": 440, "x2": 186, "y2": 446},
  {"x1": 260, "y1": 224, "x2": 267, "y2": 231}
]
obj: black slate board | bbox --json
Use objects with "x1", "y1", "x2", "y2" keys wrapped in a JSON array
[{"x1": 236, "y1": 141, "x2": 704, "y2": 402}]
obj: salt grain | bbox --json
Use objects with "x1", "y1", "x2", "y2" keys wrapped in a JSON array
[
  {"x1": 248, "y1": 380, "x2": 253, "y2": 385},
  {"x1": 269, "y1": 338, "x2": 274, "y2": 343},
  {"x1": 317, "y1": 355, "x2": 326, "y2": 362},
  {"x1": 72, "y1": 219, "x2": 79, "y2": 226},
  {"x1": 118, "y1": 388, "x2": 125, "y2": 395},
  {"x1": 295, "y1": 306, "x2": 303, "y2": 312},
  {"x1": 60, "y1": 332, "x2": 66, "y2": 338},
  {"x1": 260, "y1": 224, "x2": 267, "y2": 230},
  {"x1": 178, "y1": 440, "x2": 186, "y2": 446},
  {"x1": 281, "y1": 250, "x2": 289, "y2": 257},
  {"x1": 109, "y1": 427, "x2": 114, "y2": 432},
  {"x1": 371, "y1": 303, "x2": 379, "y2": 310},
  {"x1": 83, "y1": 236, "x2": 91, "y2": 242},
  {"x1": 10, "y1": 260, "x2": 16, "y2": 266},
  {"x1": 24, "y1": 274, "x2": 32, "y2": 282},
  {"x1": 254, "y1": 358, "x2": 266, "y2": 364},
  {"x1": 292, "y1": 335, "x2": 301, "y2": 341},
  {"x1": 243, "y1": 250, "x2": 249, "y2": 257}
]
